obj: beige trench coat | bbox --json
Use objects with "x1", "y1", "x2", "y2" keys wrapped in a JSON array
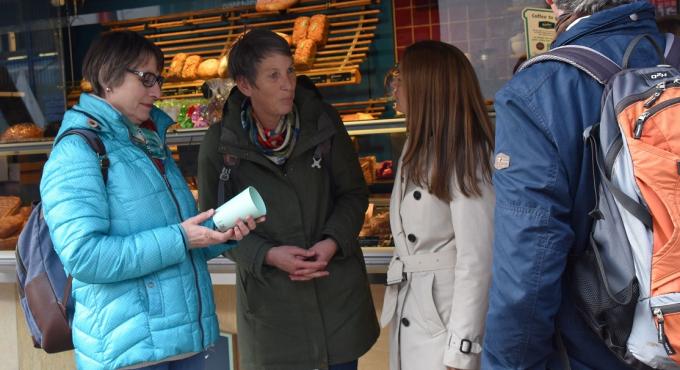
[{"x1": 380, "y1": 155, "x2": 494, "y2": 370}]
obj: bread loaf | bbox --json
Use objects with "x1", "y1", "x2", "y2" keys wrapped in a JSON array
[
  {"x1": 308, "y1": 14, "x2": 329, "y2": 46},
  {"x1": 181, "y1": 55, "x2": 202, "y2": 81},
  {"x1": 0, "y1": 196, "x2": 20, "y2": 218},
  {"x1": 166, "y1": 53, "x2": 187, "y2": 81},
  {"x1": 292, "y1": 16, "x2": 310, "y2": 46},
  {"x1": 341, "y1": 112, "x2": 375, "y2": 122},
  {"x1": 197, "y1": 58, "x2": 219, "y2": 79},
  {"x1": 218, "y1": 55, "x2": 229, "y2": 78},
  {"x1": 80, "y1": 79, "x2": 93, "y2": 92},
  {"x1": 0, "y1": 214, "x2": 23, "y2": 238},
  {"x1": 255, "y1": 0, "x2": 299, "y2": 12},
  {"x1": 275, "y1": 32, "x2": 292, "y2": 46},
  {"x1": 0, "y1": 123, "x2": 43, "y2": 142},
  {"x1": 293, "y1": 39, "x2": 316, "y2": 70}
]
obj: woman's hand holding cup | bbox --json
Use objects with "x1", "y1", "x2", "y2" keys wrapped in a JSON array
[{"x1": 181, "y1": 209, "x2": 264, "y2": 249}]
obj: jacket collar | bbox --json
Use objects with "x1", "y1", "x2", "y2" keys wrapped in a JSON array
[
  {"x1": 219, "y1": 77, "x2": 336, "y2": 161},
  {"x1": 59, "y1": 93, "x2": 173, "y2": 142},
  {"x1": 553, "y1": 2, "x2": 656, "y2": 47}
]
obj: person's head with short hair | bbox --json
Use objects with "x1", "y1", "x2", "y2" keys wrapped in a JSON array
[
  {"x1": 396, "y1": 40, "x2": 494, "y2": 202},
  {"x1": 82, "y1": 30, "x2": 163, "y2": 97},
  {"x1": 82, "y1": 30, "x2": 164, "y2": 124},
  {"x1": 547, "y1": 0, "x2": 635, "y2": 15},
  {"x1": 657, "y1": 15, "x2": 680, "y2": 36},
  {"x1": 230, "y1": 29, "x2": 296, "y2": 129},
  {"x1": 228, "y1": 28, "x2": 293, "y2": 87}
]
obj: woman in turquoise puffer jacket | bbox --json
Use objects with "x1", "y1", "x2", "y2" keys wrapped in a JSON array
[{"x1": 40, "y1": 31, "x2": 259, "y2": 370}]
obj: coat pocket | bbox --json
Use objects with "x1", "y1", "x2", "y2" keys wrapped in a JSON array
[
  {"x1": 143, "y1": 273, "x2": 163, "y2": 317},
  {"x1": 410, "y1": 273, "x2": 446, "y2": 337}
]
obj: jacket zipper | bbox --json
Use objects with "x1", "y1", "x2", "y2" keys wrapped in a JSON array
[
  {"x1": 653, "y1": 305, "x2": 680, "y2": 355},
  {"x1": 136, "y1": 137, "x2": 206, "y2": 350},
  {"x1": 633, "y1": 96, "x2": 680, "y2": 139}
]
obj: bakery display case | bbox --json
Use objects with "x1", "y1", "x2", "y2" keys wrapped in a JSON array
[
  {"x1": 0, "y1": 0, "x2": 406, "y2": 279},
  {"x1": 0, "y1": 116, "x2": 404, "y2": 280}
]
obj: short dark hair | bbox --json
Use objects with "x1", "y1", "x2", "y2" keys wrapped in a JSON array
[
  {"x1": 228, "y1": 28, "x2": 292, "y2": 86},
  {"x1": 82, "y1": 30, "x2": 164, "y2": 97}
]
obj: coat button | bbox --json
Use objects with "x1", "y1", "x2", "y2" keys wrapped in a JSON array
[
  {"x1": 408, "y1": 234, "x2": 417, "y2": 243},
  {"x1": 413, "y1": 191, "x2": 421, "y2": 200},
  {"x1": 401, "y1": 317, "x2": 410, "y2": 327},
  {"x1": 147, "y1": 281, "x2": 155, "y2": 288}
]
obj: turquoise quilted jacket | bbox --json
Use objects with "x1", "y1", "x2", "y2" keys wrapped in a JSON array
[{"x1": 40, "y1": 93, "x2": 233, "y2": 370}]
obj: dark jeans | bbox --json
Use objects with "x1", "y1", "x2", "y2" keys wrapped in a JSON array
[
  {"x1": 329, "y1": 360, "x2": 358, "y2": 370},
  {"x1": 134, "y1": 352, "x2": 206, "y2": 370}
]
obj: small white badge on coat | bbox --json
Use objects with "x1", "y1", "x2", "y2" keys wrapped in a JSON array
[
  {"x1": 311, "y1": 156, "x2": 322, "y2": 169},
  {"x1": 494, "y1": 153, "x2": 511, "y2": 170}
]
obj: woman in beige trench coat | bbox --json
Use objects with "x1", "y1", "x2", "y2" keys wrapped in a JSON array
[{"x1": 380, "y1": 40, "x2": 495, "y2": 370}]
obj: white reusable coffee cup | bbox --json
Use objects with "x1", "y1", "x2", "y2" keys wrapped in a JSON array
[{"x1": 212, "y1": 186, "x2": 267, "y2": 231}]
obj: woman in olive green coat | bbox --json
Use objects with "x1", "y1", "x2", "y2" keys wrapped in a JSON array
[{"x1": 197, "y1": 29, "x2": 379, "y2": 370}]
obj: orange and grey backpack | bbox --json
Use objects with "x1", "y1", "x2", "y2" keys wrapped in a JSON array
[{"x1": 520, "y1": 34, "x2": 680, "y2": 369}]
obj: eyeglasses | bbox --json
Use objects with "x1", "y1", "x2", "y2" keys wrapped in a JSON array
[{"x1": 126, "y1": 69, "x2": 164, "y2": 88}]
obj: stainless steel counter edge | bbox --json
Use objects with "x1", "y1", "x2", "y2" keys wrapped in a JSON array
[{"x1": 0, "y1": 247, "x2": 393, "y2": 285}]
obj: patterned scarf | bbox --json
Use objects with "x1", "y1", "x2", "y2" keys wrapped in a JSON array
[
  {"x1": 122, "y1": 118, "x2": 167, "y2": 162},
  {"x1": 241, "y1": 98, "x2": 299, "y2": 165}
]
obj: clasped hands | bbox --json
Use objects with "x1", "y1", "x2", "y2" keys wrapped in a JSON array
[{"x1": 265, "y1": 238, "x2": 338, "y2": 281}]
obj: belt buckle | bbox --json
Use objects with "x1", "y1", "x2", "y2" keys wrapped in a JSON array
[{"x1": 386, "y1": 257, "x2": 406, "y2": 286}]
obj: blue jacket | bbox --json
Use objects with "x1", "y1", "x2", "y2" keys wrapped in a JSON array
[
  {"x1": 40, "y1": 93, "x2": 233, "y2": 370},
  {"x1": 482, "y1": 3, "x2": 664, "y2": 370}
]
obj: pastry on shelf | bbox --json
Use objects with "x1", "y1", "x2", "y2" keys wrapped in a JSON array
[
  {"x1": 166, "y1": 53, "x2": 188, "y2": 81},
  {"x1": 255, "y1": 0, "x2": 299, "y2": 12},
  {"x1": 197, "y1": 58, "x2": 220, "y2": 79},
  {"x1": 0, "y1": 213, "x2": 24, "y2": 239},
  {"x1": 0, "y1": 123, "x2": 43, "y2": 142},
  {"x1": 359, "y1": 155, "x2": 376, "y2": 184},
  {"x1": 181, "y1": 55, "x2": 202, "y2": 81},
  {"x1": 0, "y1": 196, "x2": 20, "y2": 218},
  {"x1": 218, "y1": 55, "x2": 229, "y2": 78},
  {"x1": 341, "y1": 112, "x2": 375, "y2": 121},
  {"x1": 293, "y1": 39, "x2": 316, "y2": 70},
  {"x1": 80, "y1": 79, "x2": 93, "y2": 92},
  {"x1": 292, "y1": 16, "x2": 310, "y2": 46},
  {"x1": 275, "y1": 32, "x2": 292, "y2": 46},
  {"x1": 375, "y1": 160, "x2": 394, "y2": 179},
  {"x1": 308, "y1": 14, "x2": 329, "y2": 46},
  {"x1": 359, "y1": 209, "x2": 391, "y2": 239}
]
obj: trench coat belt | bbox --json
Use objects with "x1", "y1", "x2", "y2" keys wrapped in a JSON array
[{"x1": 380, "y1": 250, "x2": 456, "y2": 327}]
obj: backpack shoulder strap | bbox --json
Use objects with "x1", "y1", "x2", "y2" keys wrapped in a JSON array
[
  {"x1": 664, "y1": 33, "x2": 680, "y2": 69},
  {"x1": 55, "y1": 127, "x2": 109, "y2": 184},
  {"x1": 518, "y1": 45, "x2": 621, "y2": 85}
]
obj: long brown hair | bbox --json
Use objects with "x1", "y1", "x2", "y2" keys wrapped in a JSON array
[{"x1": 400, "y1": 40, "x2": 494, "y2": 202}]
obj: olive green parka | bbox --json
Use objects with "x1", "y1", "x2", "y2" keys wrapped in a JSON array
[{"x1": 198, "y1": 77, "x2": 380, "y2": 370}]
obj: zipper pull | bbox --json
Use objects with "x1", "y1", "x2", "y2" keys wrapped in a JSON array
[
  {"x1": 654, "y1": 308, "x2": 677, "y2": 355},
  {"x1": 644, "y1": 82, "x2": 667, "y2": 108},
  {"x1": 655, "y1": 308, "x2": 666, "y2": 344},
  {"x1": 634, "y1": 111, "x2": 651, "y2": 139}
]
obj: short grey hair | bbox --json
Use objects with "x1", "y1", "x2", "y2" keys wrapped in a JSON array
[{"x1": 553, "y1": 0, "x2": 636, "y2": 14}]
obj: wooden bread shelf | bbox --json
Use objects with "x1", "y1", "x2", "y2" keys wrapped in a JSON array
[{"x1": 102, "y1": 0, "x2": 378, "y2": 87}]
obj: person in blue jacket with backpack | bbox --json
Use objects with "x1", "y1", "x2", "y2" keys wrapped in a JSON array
[
  {"x1": 482, "y1": 1, "x2": 674, "y2": 369},
  {"x1": 40, "y1": 30, "x2": 260, "y2": 370}
]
